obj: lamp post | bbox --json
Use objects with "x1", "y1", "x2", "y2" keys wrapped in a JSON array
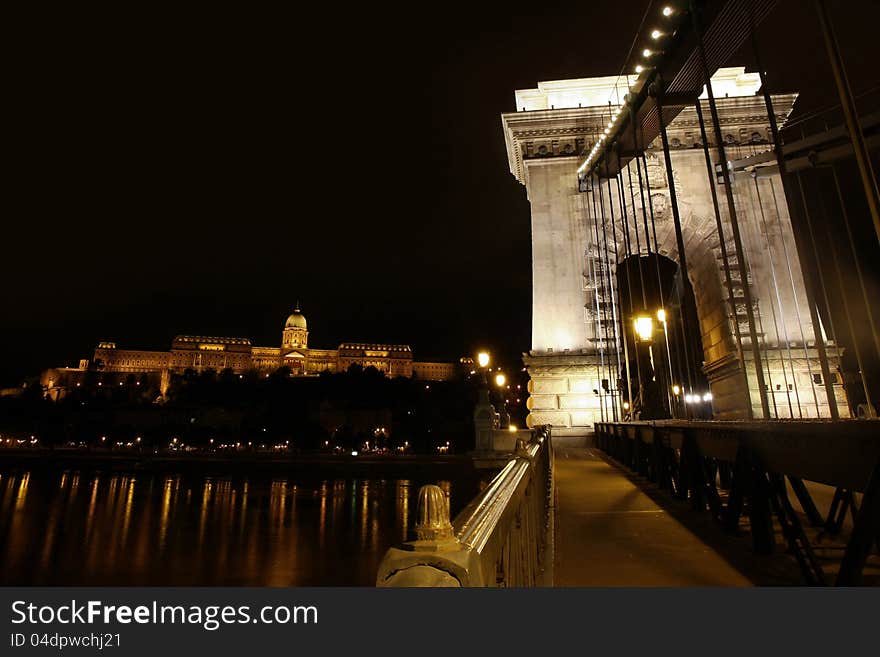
[
  {"x1": 494, "y1": 372, "x2": 509, "y2": 429},
  {"x1": 477, "y1": 351, "x2": 490, "y2": 387},
  {"x1": 472, "y1": 351, "x2": 497, "y2": 450},
  {"x1": 632, "y1": 315, "x2": 654, "y2": 418},
  {"x1": 657, "y1": 308, "x2": 675, "y2": 418}
]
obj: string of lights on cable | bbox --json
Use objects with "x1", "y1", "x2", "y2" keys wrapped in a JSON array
[{"x1": 577, "y1": 3, "x2": 685, "y2": 180}]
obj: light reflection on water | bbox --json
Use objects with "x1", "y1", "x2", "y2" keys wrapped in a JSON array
[{"x1": 0, "y1": 469, "x2": 478, "y2": 586}]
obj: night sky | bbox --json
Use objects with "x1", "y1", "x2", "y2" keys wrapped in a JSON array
[{"x1": 4, "y1": 0, "x2": 878, "y2": 386}]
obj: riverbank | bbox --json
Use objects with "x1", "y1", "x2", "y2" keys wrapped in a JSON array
[{"x1": 0, "y1": 447, "x2": 479, "y2": 478}]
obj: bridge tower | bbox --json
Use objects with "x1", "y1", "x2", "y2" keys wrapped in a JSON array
[{"x1": 503, "y1": 68, "x2": 849, "y2": 435}]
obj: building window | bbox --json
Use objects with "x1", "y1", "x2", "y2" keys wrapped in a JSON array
[{"x1": 812, "y1": 373, "x2": 822, "y2": 385}]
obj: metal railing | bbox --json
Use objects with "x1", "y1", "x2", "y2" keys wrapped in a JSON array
[
  {"x1": 376, "y1": 425, "x2": 553, "y2": 587},
  {"x1": 594, "y1": 420, "x2": 880, "y2": 585}
]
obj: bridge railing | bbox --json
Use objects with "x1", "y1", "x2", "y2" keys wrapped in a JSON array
[
  {"x1": 594, "y1": 420, "x2": 880, "y2": 585},
  {"x1": 376, "y1": 425, "x2": 553, "y2": 587}
]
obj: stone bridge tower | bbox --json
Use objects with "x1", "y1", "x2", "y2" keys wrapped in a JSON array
[{"x1": 502, "y1": 68, "x2": 848, "y2": 436}]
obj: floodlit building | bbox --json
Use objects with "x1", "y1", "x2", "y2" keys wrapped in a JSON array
[{"x1": 41, "y1": 307, "x2": 457, "y2": 397}]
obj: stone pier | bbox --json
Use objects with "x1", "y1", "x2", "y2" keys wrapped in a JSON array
[{"x1": 502, "y1": 68, "x2": 849, "y2": 428}]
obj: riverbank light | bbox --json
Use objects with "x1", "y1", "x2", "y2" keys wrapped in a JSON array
[{"x1": 633, "y1": 316, "x2": 654, "y2": 341}]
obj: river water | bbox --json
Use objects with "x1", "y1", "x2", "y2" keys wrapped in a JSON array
[{"x1": 0, "y1": 467, "x2": 482, "y2": 586}]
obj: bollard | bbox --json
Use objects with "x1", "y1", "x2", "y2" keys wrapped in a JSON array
[{"x1": 415, "y1": 485, "x2": 453, "y2": 541}]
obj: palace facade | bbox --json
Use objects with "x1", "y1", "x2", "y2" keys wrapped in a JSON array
[{"x1": 41, "y1": 307, "x2": 457, "y2": 398}]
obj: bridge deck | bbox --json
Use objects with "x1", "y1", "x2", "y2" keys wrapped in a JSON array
[{"x1": 553, "y1": 441, "x2": 798, "y2": 586}]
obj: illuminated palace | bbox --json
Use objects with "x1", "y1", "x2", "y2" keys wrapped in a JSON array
[{"x1": 42, "y1": 307, "x2": 456, "y2": 396}]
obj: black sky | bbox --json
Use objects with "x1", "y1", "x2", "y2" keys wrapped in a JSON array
[{"x1": 4, "y1": 0, "x2": 879, "y2": 386}]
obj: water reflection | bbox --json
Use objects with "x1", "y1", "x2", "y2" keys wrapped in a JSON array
[{"x1": 0, "y1": 469, "x2": 479, "y2": 586}]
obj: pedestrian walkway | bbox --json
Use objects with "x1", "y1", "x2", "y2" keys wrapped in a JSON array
[{"x1": 553, "y1": 441, "x2": 753, "y2": 586}]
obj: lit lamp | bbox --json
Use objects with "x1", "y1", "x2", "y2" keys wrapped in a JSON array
[
  {"x1": 633, "y1": 316, "x2": 654, "y2": 341},
  {"x1": 495, "y1": 373, "x2": 506, "y2": 387},
  {"x1": 672, "y1": 384, "x2": 681, "y2": 396}
]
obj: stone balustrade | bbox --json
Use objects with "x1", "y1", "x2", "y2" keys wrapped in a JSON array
[{"x1": 376, "y1": 426, "x2": 553, "y2": 587}]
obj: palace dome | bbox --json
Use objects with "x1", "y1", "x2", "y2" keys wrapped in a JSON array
[{"x1": 285, "y1": 307, "x2": 307, "y2": 330}]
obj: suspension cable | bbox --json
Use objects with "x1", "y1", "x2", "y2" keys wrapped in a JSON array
[
  {"x1": 749, "y1": 174, "x2": 802, "y2": 418},
  {"x1": 749, "y1": 4, "x2": 840, "y2": 420},
  {"x1": 814, "y1": 176, "x2": 875, "y2": 417},
  {"x1": 598, "y1": 169, "x2": 626, "y2": 417},
  {"x1": 581, "y1": 189, "x2": 605, "y2": 422},
  {"x1": 730, "y1": 178, "x2": 779, "y2": 418},
  {"x1": 654, "y1": 80, "x2": 696, "y2": 402},
  {"x1": 691, "y1": 0, "x2": 770, "y2": 418},
  {"x1": 747, "y1": 175, "x2": 795, "y2": 417},
  {"x1": 605, "y1": 157, "x2": 635, "y2": 414},
  {"x1": 639, "y1": 151, "x2": 678, "y2": 415},
  {"x1": 616, "y1": 170, "x2": 645, "y2": 411},
  {"x1": 768, "y1": 178, "x2": 821, "y2": 417},
  {"x1": 829, "y1": 164, "x2": 880, "y2": 367},
  {"x1": 795, "y1": 171, "x2": 846, "y2": 417}
]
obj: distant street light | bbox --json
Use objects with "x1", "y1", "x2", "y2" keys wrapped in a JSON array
[
  {"x1": 477, "y1": 352, "x2": 490, "y2": 368},
  {"x1": 495, "y1": 373, "x2": 506, "y2": 387}
]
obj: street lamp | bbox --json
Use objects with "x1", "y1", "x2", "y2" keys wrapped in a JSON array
[
  {"x1": 657, "y1": 307, "x2": 675, "y2": 418},
  {"x1": 633, "y1": 316, "x2": 654, "y2": 341},
  {"x1": 494, "y1": 372, "x2": 510, "y2": 429},
  {"x1": 476, "y1": 351, "x2": 490, "y2": 387}
]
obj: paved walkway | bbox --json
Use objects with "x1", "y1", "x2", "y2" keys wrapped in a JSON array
[{"x1": 553, "y1": 441, "x2": 753, "y2": 586}]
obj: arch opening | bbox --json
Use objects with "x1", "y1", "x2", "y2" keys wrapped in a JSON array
[{"x1": 616, "y1": 253, "x2": 709, "y2": 419}]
